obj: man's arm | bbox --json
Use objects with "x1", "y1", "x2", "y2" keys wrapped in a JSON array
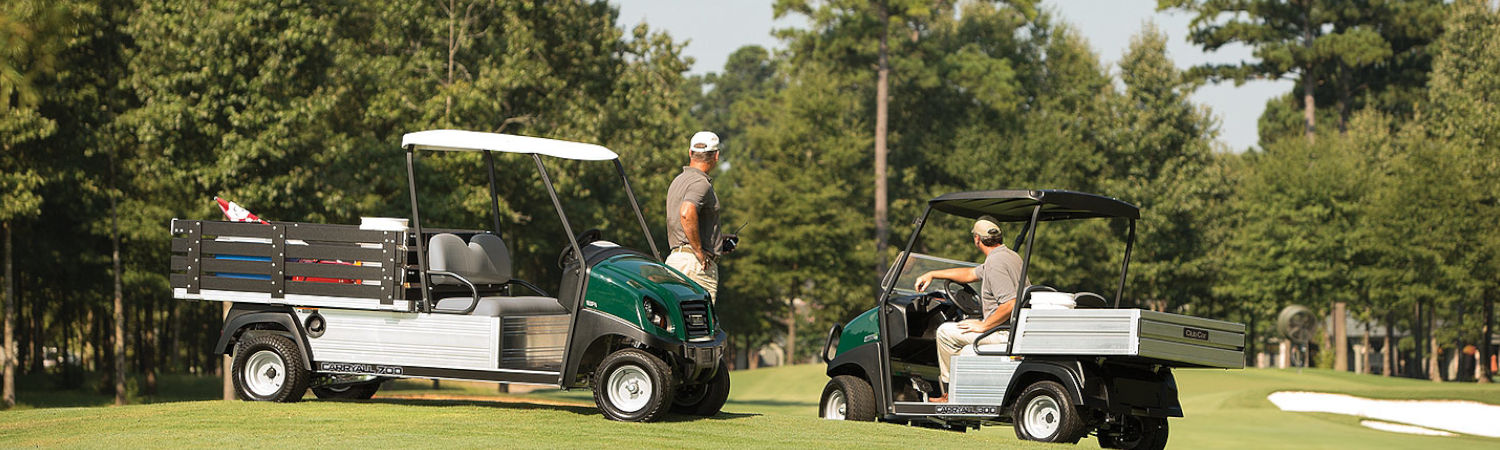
[
  {"x1": 961, "y1": 298, "x2": 1015, "y2": 333},
  {"x1": 914, "y1": 267, "x2": 980, "y2": 291},
  {"x1": 679, "y1": 200, "x2": 706, "y2": 264}
]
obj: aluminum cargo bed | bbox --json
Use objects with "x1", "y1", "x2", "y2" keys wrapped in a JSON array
[{"x1": 1010, "y1": 309, "x2": 1245, "y2": 369}]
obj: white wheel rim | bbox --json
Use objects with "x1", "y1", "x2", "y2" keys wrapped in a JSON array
[
  {"x1": 1022, "y1": 395, "x2": 1062, "y2": 438},
  {"x1": 823, "y1": 389, "x2": 847, "y2": 419},
  {"x1": 606, "y1": 365, "x2": 653, "y2": 413},
  {"x1": 244, "y1": 350, "x2": 286, "y2": 397}
]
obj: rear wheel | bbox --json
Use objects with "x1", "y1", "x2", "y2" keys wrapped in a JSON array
[
  {"x1": 593, "y1": 348, "x2": 674, "y2": 422},
  {"x1": 1013, "y1": 380, "x2": 1085, "y2": 444},
  {"x1": 671, "y1": 359, "x2": 731, "y2": 416},
  {"x1": 312, "y1": 380, "x2": 382, "y2": 400},
  {"x1": 231, "y1": 333, "x2": 310, "y2": 402},
  {"x1": 820, "y1": 375, "x2": 876, "y2": 421}
]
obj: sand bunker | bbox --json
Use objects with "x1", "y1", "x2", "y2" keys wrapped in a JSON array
[
  {"x1": 1267, "y1": 391, "x2": 1500, "y2": 438},
  {"x1": 1358, "y1": 420, "x2": 1455, "y2": 437}
]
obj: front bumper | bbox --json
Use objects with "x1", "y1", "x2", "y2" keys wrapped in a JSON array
[{"x1": 678, "y1": 329, "x2": 727, "y2": 382}]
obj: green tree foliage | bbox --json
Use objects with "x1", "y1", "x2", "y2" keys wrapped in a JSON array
[{"x1": 1161, "y1": 0, "x2": 1445, "y2": 144}]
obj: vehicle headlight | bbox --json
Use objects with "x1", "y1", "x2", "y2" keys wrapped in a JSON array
[{"x1": 643, "y1": 296, "x2": 673, "y2": 332}]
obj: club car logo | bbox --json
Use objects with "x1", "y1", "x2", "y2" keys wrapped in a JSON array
[
  {"x1": 1182, "y1": 327, "x2": 1210, "y2": 341},
  {"x1": 320, "y1": 362, "x2": 404, "y2": 375}
]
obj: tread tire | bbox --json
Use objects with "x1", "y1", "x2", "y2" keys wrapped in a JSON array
[
  {"x1": 592, "y1": 348, "x2": 675, "y2": 422},
  {"x1": 231, "y1": 333, "x2": 310, "y2": 402},
  {"x1": 1012, "y1": 380, "x2": 1086, "y2": 444},
  {"x1": 312, "y1": 380, "x2": 382, "y2": 400},
  {"x1": 820, "y1": 375, "x2": 876, "y2": 421},
  {"x1": 671, "y1": 359, "x2": 731, "y2": 416}
]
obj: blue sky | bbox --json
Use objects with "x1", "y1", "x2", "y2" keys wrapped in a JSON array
[{"x1": 614, "y1": 0, "x2": 1295, "y2": 152}]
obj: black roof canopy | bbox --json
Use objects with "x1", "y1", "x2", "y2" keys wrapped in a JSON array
[{"x1": 928, "y1": 189, "x2": 1139, "y2": 222}]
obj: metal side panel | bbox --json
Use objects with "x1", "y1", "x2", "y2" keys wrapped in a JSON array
[
  {"x1": 949, "y1": 356, "x2": 1020, "y2": 405},
  {"x1": 299, "y1": 309, "x2": 498, "y2": 371},
  {"x1": 1010, "y1": 309, "x2": 1140, "y2": 355},
  {"x1": 175, "y1": 288, "x2": 412, "y2": 312},
  {"x1": 1138, "y1": 338, "x2": 1245, "y2": 368},
  {"x1": 500, "y1": 315, "x2": 569, "y2": 372}
]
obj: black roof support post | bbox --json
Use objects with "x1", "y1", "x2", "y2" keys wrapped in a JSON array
[
  {"x1": 1115, "y1": 219, "x2": 1136, "y2": 308},
  {"x1": 1005, "y1": 204, "x2": 1043, "y2": 355},
  {"x1": 877, "y1": 206, "x2": 932, "y2": 413},
  {"x1": 614, "y1": 159, "x2": 660, "y2": 261},
  {"x1": 406, "y1": 147, "x2": 432, "y2": 313},
  {"x1": 483, "y1": 150, "x2": 503, "y2": 236}
]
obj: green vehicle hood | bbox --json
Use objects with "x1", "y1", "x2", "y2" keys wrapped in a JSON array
[
  {"x1": 836, "y1": 307, "x2": 880, "y2": 356},
  {"x1": 587, "y1": 254, "x2": 715, "y2": 341}
]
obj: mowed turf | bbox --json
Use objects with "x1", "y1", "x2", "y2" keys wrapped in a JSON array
[{"x1": 1, "y1": 365, "x2": 1498, "y2": 448}]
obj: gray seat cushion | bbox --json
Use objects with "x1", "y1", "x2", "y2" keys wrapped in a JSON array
[
  {"x1": 435, "y1": 296, "x2": 567, "y2": 316},
  {"x1": 428, "y1": 233, "x2": 512, "y2": 285}
]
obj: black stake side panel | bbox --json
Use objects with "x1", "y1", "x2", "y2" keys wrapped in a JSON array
[{"x1": 170, "y1": 220, "x2": 403, "y2": 303}]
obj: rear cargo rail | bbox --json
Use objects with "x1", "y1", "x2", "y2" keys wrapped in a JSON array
[{"x1": 170, "y1": 219, "x2": 408, "y2": 310}]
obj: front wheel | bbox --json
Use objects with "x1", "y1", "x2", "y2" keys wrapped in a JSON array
[
  {"x1": 593, "y1": 348, "x2": 675, "y2": 422},
  {"x1": 1013, "y1": 380, "x2": 1085, "y2": 444},
  {"x1": 672, "y1": 359, "x2": 731, "y2": 416},
  {"x1": 231, "y1": 333, "x2": 311, "y2": 402},
  {"x1": 820, "y1": 375, "x2": 876, "y2": 421}
]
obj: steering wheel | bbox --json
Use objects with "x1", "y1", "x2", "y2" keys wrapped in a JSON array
[
  {"x1": 556, "y1": 228, "x2": 604, "y2": 268},
  {"x1": 943, "y1": 279, "x2": 983, "y2": 317}
]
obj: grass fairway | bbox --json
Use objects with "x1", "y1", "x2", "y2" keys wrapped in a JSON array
[{"x1": 1, "y1": 366, "x2": 1497, "y2": 448}]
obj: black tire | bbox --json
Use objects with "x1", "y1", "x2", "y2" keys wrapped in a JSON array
[
  {"x1": 819, "y1": 375, "x2": 876, "y2": 421},
  {"x1": 671, "y1": 359, "x2": 731, "y2": 416},
  {"x1": 312, "y1": 380, "x2": 382, "y2": 400},
  {"x1": 592, "y1": 348, "x2": 675, "y2": 422},
  {"x1": 1100, "y1": 416, "x2": 1169, "y2": 450},
  {"x1": 1012, "y1": 380, "x2": 1086, "y2": 444},
  {"x1": 231, "y1": 333, "x2": 311, "y2": 402}
]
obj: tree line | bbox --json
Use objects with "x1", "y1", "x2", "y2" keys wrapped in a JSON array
[{"x1": 1, "y1": 0, "x2": 1495, "y2": 406}]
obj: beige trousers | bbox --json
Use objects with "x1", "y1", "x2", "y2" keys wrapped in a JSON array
[
  {"x1": 665, "y1": 251, "x2": 718, "y2": 301},
  {"x1": 936, "y1": 322, "x2": 1009, "y2": 384}
]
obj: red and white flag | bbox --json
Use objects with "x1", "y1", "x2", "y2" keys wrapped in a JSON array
[{"x1": 215, "y1": 196, "x2": 269, "y2": 224}]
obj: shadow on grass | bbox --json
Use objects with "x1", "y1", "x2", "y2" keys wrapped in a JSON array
[
  {"x1": 356, "y1": 397, "x2": 759, "y2": 422},
  {"x1": 725, "y1": 399, "x2": 817, "y2": 408}
]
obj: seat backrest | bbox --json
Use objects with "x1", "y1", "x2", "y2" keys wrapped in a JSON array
[{"x1": 427, "y1": 233, "x2": 512, "y2": 285}]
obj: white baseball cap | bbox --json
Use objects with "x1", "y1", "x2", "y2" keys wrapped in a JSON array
[
  {"x1": 690, "y1": 131, "x2": 720, "y2": 152},
  {"x1": 972, "y1": 215, "x2": 1002, "y2": 238}
]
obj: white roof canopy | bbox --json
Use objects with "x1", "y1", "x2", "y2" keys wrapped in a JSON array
[{"x1": 400, "y1": 129, "x2": 619, "y2": 161}]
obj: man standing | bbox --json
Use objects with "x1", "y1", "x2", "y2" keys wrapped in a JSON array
[
  {"x1": 665, "y1": 131, "x2": 725, "y2": 300},
  {"x1": 912, "y1": 215, "x2": 1028, "y2": 403}
]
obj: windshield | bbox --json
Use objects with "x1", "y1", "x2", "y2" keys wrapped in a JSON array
[{"x1": 883, "y1": 252, "x2": 978, "y2": 296}]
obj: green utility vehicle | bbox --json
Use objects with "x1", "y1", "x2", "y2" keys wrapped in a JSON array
[
  {"x1": 818, "y1": 190, "x2": 1244, "y2": 448},
  {"x1": 170, "y1": 130, "x2": 727, "y2": 422}
]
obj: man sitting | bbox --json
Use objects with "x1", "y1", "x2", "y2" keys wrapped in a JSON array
[{"x1": 912, "y1": 216, "x2": 1029, "y2": 403}]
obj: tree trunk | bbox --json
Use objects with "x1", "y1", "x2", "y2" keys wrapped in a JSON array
[
  {"x1": 1428, "y1": 308, "x2": 1441, "y2": 382},
  {"x1": 1301, "y1": 2, "x2": 1316, "y2": 143},
  {"x1": 1383, "y1": 312, "x2": 1394, "y2": 377},
  {"x1": 111, "y1": 182, "x2": 127, "y2": 405},
  {"x1": 785, "y1": 297, "x2": 797, "y2": 366},
  {"x1": 143, "y1": 297, "x2": 156, "y2": 396},
  {"x1": 1333, "y1": 302, "x2": 1347, "y2": 371},
  {"x1": 1360, "y1": 323, "x2": 1371, "y2": 375},
  {"x1": 30, "y1": 279, "x2": 41, "y2": 374},
  {"x1": 872, "y1": 2, "x2": 891, "y2": 281},
  {"x1": 3, "y1": 222, "x2": 15, "y2": 408},
  {"x1": 1480, "y1": 295, "x2": 1493, "y2": 383},
  {"x1": 1412, "y1": 301, "x2": 1423, "y2": 378}
]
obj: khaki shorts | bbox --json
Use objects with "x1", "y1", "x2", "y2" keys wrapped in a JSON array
[{"x1": 665, "y1": 250, "x2": 718, "y2": 301}]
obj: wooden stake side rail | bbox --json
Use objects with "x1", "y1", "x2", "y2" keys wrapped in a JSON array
[{"x1": 169, "y1": 219, "x2": 406, "y2": 307}]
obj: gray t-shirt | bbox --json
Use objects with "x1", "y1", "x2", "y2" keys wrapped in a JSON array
[
  {"x1": 665, "y1": 166, "x2": 720, "y2": 251},
  {"x1": 971, "y1": 245, "x2": 1029, "y2": 320}
]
